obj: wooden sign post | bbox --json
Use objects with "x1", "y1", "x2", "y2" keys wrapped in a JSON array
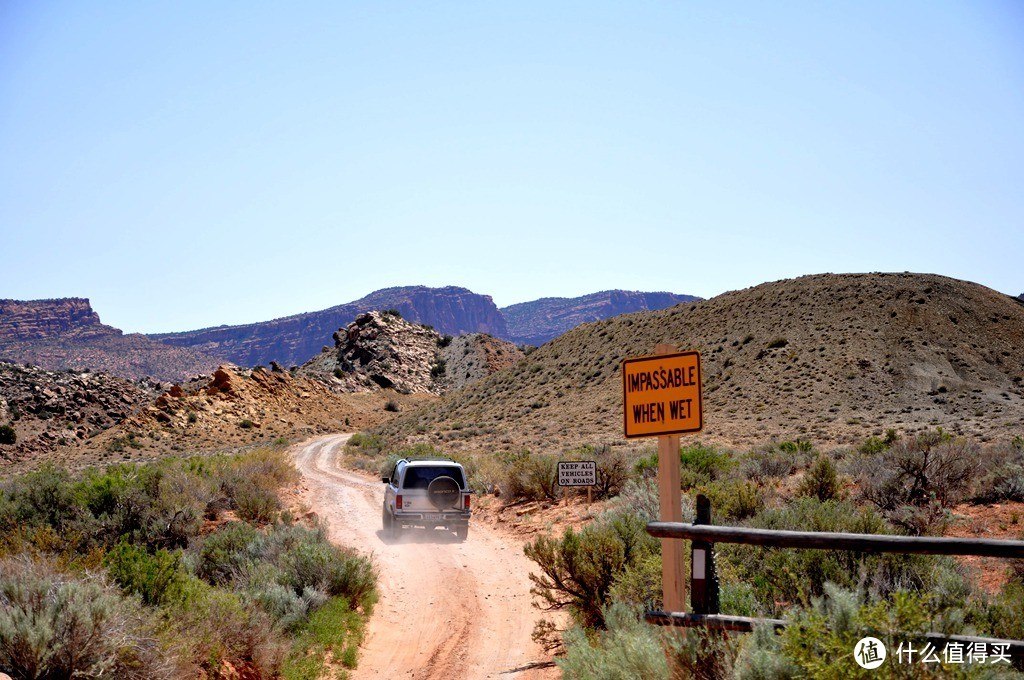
[
  {"x1": 622, "y1": 343, "x2": 703, "y2": 613},
  {"x1": 558, "y1": 460, "x2": 597, "y2": 507}
]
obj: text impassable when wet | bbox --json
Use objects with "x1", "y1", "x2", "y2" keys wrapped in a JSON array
[{"x1": 621, "y1": 351, "x2": 703, "y2": 438}]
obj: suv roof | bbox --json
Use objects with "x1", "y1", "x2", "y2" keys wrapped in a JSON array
[{"x1": 396, "y1": 458, "x2": 462, "y2": 467}]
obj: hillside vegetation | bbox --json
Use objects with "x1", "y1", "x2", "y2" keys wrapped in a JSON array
[
  {"x1": 0, "y1": 441, "x2": 377, "y2": 678},
  {"x1": 374, "y1": 273, "x2": 1024, "y2": 454}
]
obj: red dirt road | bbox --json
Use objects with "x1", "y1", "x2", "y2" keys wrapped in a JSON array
[{"x1": 293, "y1": 434, "x2": 558, "y2": 679}]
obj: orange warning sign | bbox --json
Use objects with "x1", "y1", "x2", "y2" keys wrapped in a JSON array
[{"x1": 621, "y1": 351, "x2": 702, "y2": 438}]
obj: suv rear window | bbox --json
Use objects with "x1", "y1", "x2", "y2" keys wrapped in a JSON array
[{"x1": 402, "y1": 466, "x2": 466, "y2": 490}]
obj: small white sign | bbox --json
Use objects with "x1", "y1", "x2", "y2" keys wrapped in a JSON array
[{"x1": 558, "y1": 461, "x2": 597, "y2": 487}]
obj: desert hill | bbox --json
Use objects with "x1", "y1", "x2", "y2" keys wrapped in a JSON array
[
  {"x1": 441, "y1": 332, "x2": 524, "y2": 391},
  {"x1": 149, "y1": 286, "x2": 508, "y2": 369},
  {"x1": 0, "y1": 298, "x2": 220, "y2": 382},
  {"x1": 501, "y1": 290, "x2": 700, "y2": 346},
  {"x1": 297, "y1": 311, "x2": 523, "y2": 395},
  {"x1": 373, "y1": 273, "x2": 1024, "y2": 454}
]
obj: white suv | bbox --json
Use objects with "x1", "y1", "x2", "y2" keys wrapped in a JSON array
[{"x1": 382, "y1": 458, "x2": 471, "y2": 541}]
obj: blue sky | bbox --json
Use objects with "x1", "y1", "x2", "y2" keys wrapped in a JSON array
[{"x1": 2, "y1": 2, "x2": 1022, "y2": 333}]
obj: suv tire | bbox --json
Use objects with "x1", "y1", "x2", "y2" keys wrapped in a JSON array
[
  {"x1": 427, "y1": 476, "x2": 461, "y2": 510},
  {"x1": 455, "y1": 524, "x2": 468, "y2": 542}
]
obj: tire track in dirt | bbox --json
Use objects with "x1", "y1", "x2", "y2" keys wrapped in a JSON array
[{"x1": 293, "y1": 434, "x2": 557, "y2": 679}]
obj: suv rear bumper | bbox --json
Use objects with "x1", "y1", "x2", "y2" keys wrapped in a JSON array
[{"x1": 393, "y1": 510, "x2": 470, "y2": 528}]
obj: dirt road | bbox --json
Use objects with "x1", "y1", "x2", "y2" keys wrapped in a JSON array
[{"x1": 293, "y1": 434, "x2": 557, "y2": 679}]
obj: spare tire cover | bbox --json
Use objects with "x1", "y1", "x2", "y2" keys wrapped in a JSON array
[{"x1": 427, "y1": 476, "x2": 461, "y2": 510}]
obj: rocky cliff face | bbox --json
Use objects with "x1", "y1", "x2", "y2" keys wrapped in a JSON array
[
  {"x1": 0, "y1": 362, "x2": 158, "y2": 464},
  {"x1": 298, "y1": 312, "x2": 523, "y2": 395},
  {"x1": 150, "y1": 286, "x2": 508, "y2": 369},
  {"x1": 299, "y1": 311, "x2": 447, "y2": 394},
  {"x1": 500, "y1": 290, "x2": 700, "y2": 346},
  {"x1": 0, "y1": 298, "x2": 116, "y2": 341},
  {"x1": 0, "y1": 299, "x2": 220, "y2": 382}
]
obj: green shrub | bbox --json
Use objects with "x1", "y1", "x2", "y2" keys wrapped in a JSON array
[
  {"x1": 384, "y1": 399, "x2": 400, "y2": 412},
  {"x1": 610, "y1": 478, "x2": 667, "y2": 523},
  {"x1": 699, "y1": 479, "x2": 764, "y2": 521},
  {"x1": 0, "y1": 464, "x2": 93, "y2": 542},
  {"x1": 76, "y1": 464, "x2": 137, "y2": 519},
  {"x1": 854, "y1": 431, "x2": 977, "y2": 534},
  {"x1": 144, "y1": 466, "x2": 209, "y2": 549},
  {"x1": 239, "y1": 419, "x2": 254, "y2": 429},
  {"x1": 778, "y1": 439, "x2": 813, "y2": 454},
  {"x1": 347, "y1": 432, "x2": 385, "y2": 454},
  {"x1": 726, "y1": 498, "x2": 966, "y2": 614},
  {"x1": 0, "y1": 556, "x2": 175, "y2": 679},
  {"x1": 196, "y1": 521, "x2": 260, "y2": 585},
  {"x1": 666, "y1": 621, "x2": 743, "y2": 680},
  {"x1": 234, "y1": 478, "x2": 281, "y2": 523},
  {"x1": 104, "y1": 541, "x2": 188, "y2": 606},
  {"x1": 559, "y1": 602, "x2": 670, "y2": 679},
  {"x1": 524, "y1": 509, "x2": 660, "y2": 628},
  {"x1": 497, "y1": 450, "x2": 560, "y2": 500},
  {"x1": 251, "y1": 583, "x2": 317, "y2": 632},
  {"x1": 0, "y1": 424, "x2": 15, "y2": 445},
  {"x1": 635, "y1": 443, "x2": 735, "y2": 490},
  {"x1": 966, "y1": 580, "x2": 1024, "y2": 642},
  {"x1": 973, "y1": 442, "x2": 1024, "y2": 503},
  {"x1": 172, "y1": 577, "x2": 286, "y2": 676},
  {"x1": 858, "y1": 429, "x2": 899, "y2": 455},
  {"x1": 217, "y1": 447, "x2": 297, "y2": 517},
  {"x1": 279, "y1": 538, "x2": 377, "y2": 608},
  {"x1": 737, "y1": 584, "x2": 982, "y2": 679},
  {"x1": 797, "y1": 455, "x2": 843, "y2": 502},
  {"x1": 282, "y1": 596, "x2": 368, "y2": 679},
  {"x1": 740, "y1": 446, "x2": 805, "y2": 481}
]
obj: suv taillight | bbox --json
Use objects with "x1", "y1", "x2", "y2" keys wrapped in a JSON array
[
  {"x1": 396, "y1": 495, "x2": 403, "y2": 510},
  {"x1": 464, "y1": 494, "x2": 471, "y2": 510}
]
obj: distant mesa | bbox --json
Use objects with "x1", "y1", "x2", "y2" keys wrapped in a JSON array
[
  {"x1": 0, "y1": 298, "x2": 219, "y2": 382},
  {"x1": 148, "y1": 286, "x2": 509, "y2": 369},
  {"x1": 500, "y1": 290, "x2": 701, "y2": 346},
  {"x1": 0, "y1": 298, "x2": 115, "y2": 341},
  {"x1": 0, "y1": 286, "x2": 700, "y2": 383},
  {"x1": 147, "y1": 286, "x2": 700, "y2": 369}
]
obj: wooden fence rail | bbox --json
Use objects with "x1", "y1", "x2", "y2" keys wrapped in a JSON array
[
  {"x1": 646, "y1": 522, "x2": 1024, "y2": 558},
  {"x1": 645, "y1": 495, "x2": 1024, "y2": 669}
]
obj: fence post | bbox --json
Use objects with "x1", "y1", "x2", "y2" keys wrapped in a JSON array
[{"x1": 691, "y1": 494, "x2": 720, "y2": 615}]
